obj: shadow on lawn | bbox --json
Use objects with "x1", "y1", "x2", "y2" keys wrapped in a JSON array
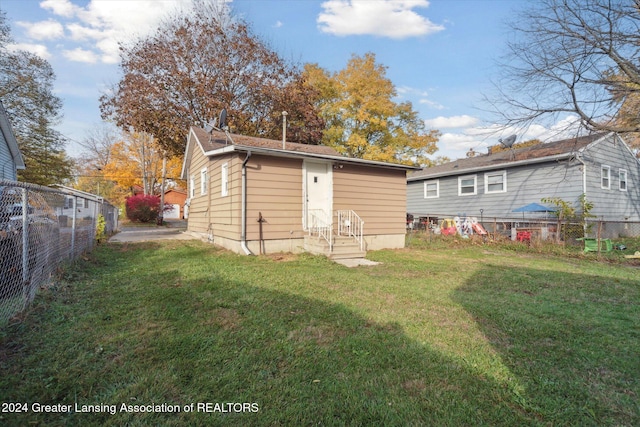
[
  {"x1": 3, "y1": 245, "x2": 638, "y2": 426},
  {"x1": 453, "y1": 264, "x2": 639, "y2": 426},
  {"x1": 119, "y1": 269, "x2": 540, "y2": 426},
  {"x1": 2, "y1": 257, "x2": 541, "y2": 427}
]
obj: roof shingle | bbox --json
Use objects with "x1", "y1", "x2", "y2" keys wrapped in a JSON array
[
  {"x1": 192, "y1": 127, "x2": 340, "y2": 156},
  {"x1": 409, "y1": 133, "x2": 607, "y2": 180}
]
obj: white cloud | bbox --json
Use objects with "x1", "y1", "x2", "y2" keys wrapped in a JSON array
[
  {"x1": 430, "y1": 114, "x2": 585, "y2": 160},
  {"x1": 439, "y1": 132, "x2": 486, "y2": 151},
  {"x1": 40, "y1": 0, "x2": 79, "y2": 18},
  {"x1": 318, "y1": 0, "x2": 444, "y2": 39},
  {"x1": 397, "y1": 85, "x2": 429, "y2": 98},
  {"x1": 26, "y1": 0, "x2": 194, "y2": 64},
  {"x1": 66, "y1": 22, "x2": 105, "y2": 42},
  {"x1": 7, "y1": 43, "x2": 52, "y2": 59},
  {"x1": 63, "y1": 47, "x2": 99, "y2": 63},
  {"x1": 17, "y1": 20, "x2": 64, "y2": 40},
  {"x1": 274, "y1": 20, "x2": 283, "y2": 28},
  {"x1": 94, "y1": 40, "x2": 119, "y2": 64},
  {"x1": 418, "y1": 98, "x2": 445, "y2": 110},
  {"x1": 525, "y1": 115, "x2": 582, "y2": 142},
  {"x1": 425, "y1": 115, "x2": 479, "y2": 129}
]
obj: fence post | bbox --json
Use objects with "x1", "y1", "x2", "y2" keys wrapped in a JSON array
[
  {"x1": 90, "y1": 198, "x2": 97, "y2": 250},
  {"x1": 21, "y1": 188, "x2": 29, "y2": 308},
  {"x1": 71, "y1": 196, "x2": 77, "y2": 259}
]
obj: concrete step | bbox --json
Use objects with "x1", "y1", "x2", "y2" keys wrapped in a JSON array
[
  {"x1": 329, "y1": 250, "x2": 367, "y2": 260},
  {"x1": 304, "y1": 235, "x2": 366, "y2": 259}
]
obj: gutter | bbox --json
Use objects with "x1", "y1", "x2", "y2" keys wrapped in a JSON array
[
  {"x1": 202, "y1": 145, "x2": 418, "y2": 171},
  {"x1": 240, "y1": 151, "x2": 253, "y2": 255}
]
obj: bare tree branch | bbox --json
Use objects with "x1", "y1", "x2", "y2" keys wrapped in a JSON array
[{"x1": 485, "y1": 0, "x2": 640, "y2": 149}]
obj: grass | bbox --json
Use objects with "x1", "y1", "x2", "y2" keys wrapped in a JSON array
[{"x1": 0, "y1": 235, "x2": 638, "y2": 426}]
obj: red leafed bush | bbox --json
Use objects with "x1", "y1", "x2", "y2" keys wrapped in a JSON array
[{"x1": 125, "y1": 195, "x2": 161, "y2": 223}]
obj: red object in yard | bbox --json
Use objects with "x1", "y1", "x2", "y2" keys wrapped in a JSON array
[{"x1": 516, "y1": 231, "x2": 531, "y2": 242}]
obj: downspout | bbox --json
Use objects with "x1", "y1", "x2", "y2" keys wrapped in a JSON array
[
  {"x1": 576, "y1": 153, "x2": 587, "y2": 196},
  {"x1": 240, "y1": 151, "x2": 253, "y2": 255},
  {"x1": 576, "y1": 153, "x2": 588, "y2": 236}
]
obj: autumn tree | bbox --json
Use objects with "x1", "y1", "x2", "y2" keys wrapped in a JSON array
[
  {"x1": 487, "y1": 0, "x2": 640, "y2": 151},
  {"x1": 102, "y1": 130, "x2": 183, "y2": 202},
  {"x1": 100, "y1": 1, "x2": 323, "y2": 157},
  {"x1": 304, "y1": 53, "x2": 440, "y2": 166},
  {"x1": 0, "y1": 11, "x2": 74, "y2": 185},
  {"x1": 608, "y1": 73, "x2": 640, "y2": 154},
  {"x1": 74, "y1": 124, "x2": 120, "y2": 199},
  {"x1": 488, "y1": 138, "x2": 542, "y2": 153}
]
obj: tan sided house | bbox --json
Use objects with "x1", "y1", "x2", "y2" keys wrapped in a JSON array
[{"x1": 181, "y1": 127, "x2": 416, "y2": 258}]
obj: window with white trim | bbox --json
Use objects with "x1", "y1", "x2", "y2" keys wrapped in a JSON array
[
  {"x1": 189, "y1": 175, "x2": 195, "y2": 198},
  {"x1": 221, "y1": 163, "x2": 229, "y2": 197},
  {"x1": 485, "y1": 170, "x2": 506, "y2": 194},
  {"x1": 601, "y1": 165, "x2": 610, "y2": 189},
  {"x1": 200, "y1": 168, "x2": 208, "y2": 195},
  {"x1": 619, "y1": 169, "x2": 627, "y2": 191},
  {"x1": 458, "y1": 175, "x2": 477, "y2": 196},
  {"x1": 423, "y1": 180, "x2": 439, "y2": 198}
]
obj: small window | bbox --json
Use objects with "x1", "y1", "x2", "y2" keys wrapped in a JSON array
[
  {"x1": 485, "y1": 170, "x2": 506, "y2": 194},
  {"x1": 458, "y1": 175, "x2": 477, "y2": 196},
  {"x1": 424, "y1": 180, "x2": 439, "y2": 198},
  {"x1": 619, "y1": 169, "x2": 627, "y2": 191},
  {"x1": 189, "y1": 175, "x2": 195, "y2": 198},
  {"x1": 200, "y1": 168, "x2": 208, "y2": 195},
  {"x1": 221, "y1": 163, "x2": 229, "y2": 197},
  {"x1": 601, "y1": 165, "x2": 610, "y2": 189}
]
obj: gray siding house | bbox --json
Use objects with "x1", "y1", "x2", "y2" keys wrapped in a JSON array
[
  {"x1": 408, "y1": 133, "x2": 640, "y2": 223},
  {"x1": 0, "y1": 100, "x2": 25, "y2": 181}
]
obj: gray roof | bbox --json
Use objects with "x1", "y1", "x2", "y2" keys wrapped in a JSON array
[
  {"x1": 192, "y1": 127, "x2": 340, "y2": 156},
  {"x1": 188, "y1": 126, "x2": 419, "y2": 171},
  {"x1": 408, "y1": 133, "x2": 607, "y2": 181}
]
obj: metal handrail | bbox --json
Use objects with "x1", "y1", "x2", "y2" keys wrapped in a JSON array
[
  {"x1": 308, "y1": 209, "x2": 333, "y2": 251},
  {"x1": 337, "y1": 210, "x2": 364, "y2": 251}
]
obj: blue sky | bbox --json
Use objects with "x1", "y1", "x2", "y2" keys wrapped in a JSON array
[{"x1": 1, "y1": 0, "x2": 577, "y2": 160}]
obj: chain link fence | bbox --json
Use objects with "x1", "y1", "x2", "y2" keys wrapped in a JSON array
[
  {"x1": 407, "y1": 212, "x2": 640, "y2": 246},
  {"x1": 0, "y1": 180, "x2": 118, "y2": 325}
]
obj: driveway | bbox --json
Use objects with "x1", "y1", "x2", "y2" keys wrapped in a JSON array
[{"x1": 109, "y1": 220, "x2": 198, "y2": 243}]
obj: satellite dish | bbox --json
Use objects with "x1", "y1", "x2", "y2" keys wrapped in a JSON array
[
  {"x1": 219, "y1": 108, "x2": 228, "y2": 130},
  {"x1": 203, "y1": 118, "x2": 216, "y2": 133},
  {"x1": 499, "y1": 134, "x2": 517, "y2": 148}
]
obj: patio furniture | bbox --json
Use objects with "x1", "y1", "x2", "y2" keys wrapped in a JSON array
[
  {"x1": 578, "y1": 238, "x2": 612, "y2": 253},
  {"x1": 516, "y1": 230, "x2": 531, "y2": 242}
]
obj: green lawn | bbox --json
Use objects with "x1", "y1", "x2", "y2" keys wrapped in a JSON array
[{"x1": 0, "y1": 237, "x2": 638, "y2": 426}]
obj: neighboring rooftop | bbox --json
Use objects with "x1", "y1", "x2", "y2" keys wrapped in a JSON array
[{"x1": 409, "y1": 133, "x2": 608, "y2": 181}]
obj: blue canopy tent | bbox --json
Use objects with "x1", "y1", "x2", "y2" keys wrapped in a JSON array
[
  {"x1": 512, "y1": 203, "x2": 556, "y2": 213},
  {"x1": 511, "y1": 203, "x2": 558, "y2": 241},
  {"x1": 512, "y1": 203, "x2": 556, "y2": 220}
]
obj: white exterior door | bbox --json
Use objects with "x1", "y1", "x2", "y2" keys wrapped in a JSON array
[{"x1": 303, "y1": 161, "x2": 332, "y2": 229}]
